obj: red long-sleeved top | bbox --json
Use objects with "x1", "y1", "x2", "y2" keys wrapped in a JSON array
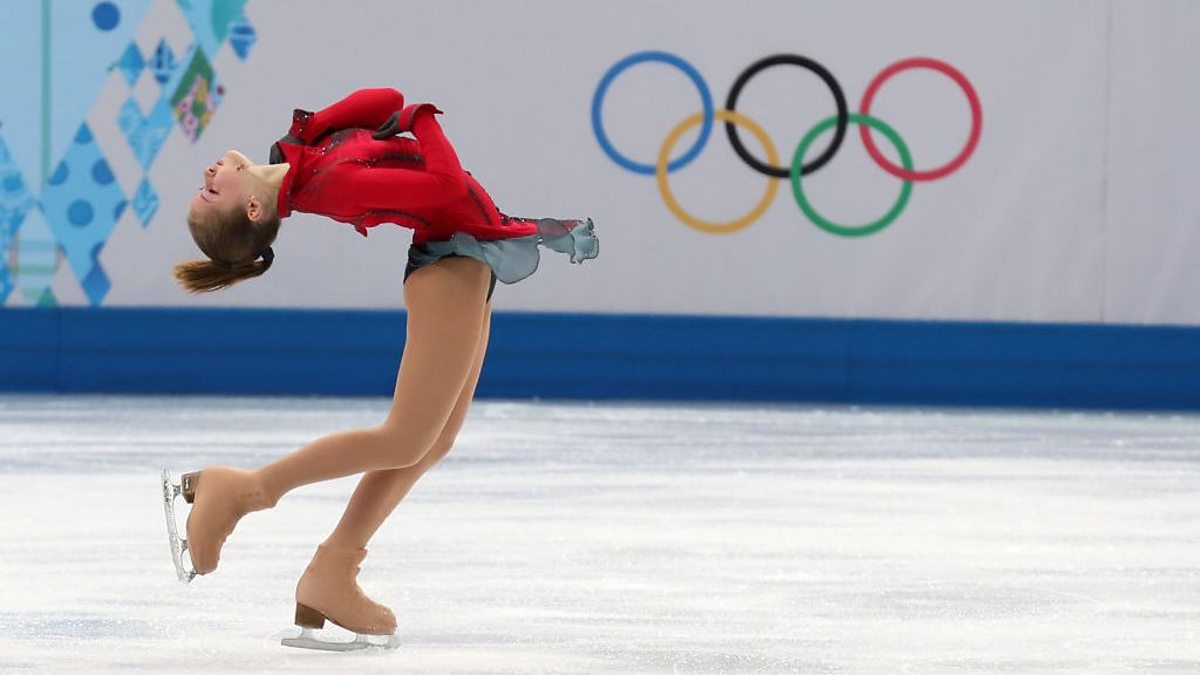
[{"x1": 270, "y1": 88, "x2": 539, "y2": 245}]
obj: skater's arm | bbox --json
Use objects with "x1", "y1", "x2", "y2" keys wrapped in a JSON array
[
  {"x1": 289, "y1": 88, "x2": 406, "y2": 144},
  {"x1": 315, "y1": 108, "x2": 467, "y2": 214},
  {"x1": 406, "y1": 106, "x2": 465, "y2": 188}
]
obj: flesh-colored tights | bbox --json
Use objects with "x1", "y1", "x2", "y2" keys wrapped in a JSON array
[{"x1": 254, "y1": 256, "x2": 493, "y2": 549}]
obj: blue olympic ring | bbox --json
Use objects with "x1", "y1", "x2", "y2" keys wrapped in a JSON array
[{"x1": 590, "y1": 51, "x2": 714, "y2": 176}]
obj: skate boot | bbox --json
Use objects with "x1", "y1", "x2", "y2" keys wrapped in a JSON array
[
  {"x1": 282, "y1": 544, "x2": 400, "y2": 651},
  {"x1": 181, "y1": 467, "x2": 275, "y2": 576}
]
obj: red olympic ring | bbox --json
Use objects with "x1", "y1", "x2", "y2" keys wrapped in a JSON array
[{"x1": 858, "y1": 57, "x2": 983, "y2": 182}]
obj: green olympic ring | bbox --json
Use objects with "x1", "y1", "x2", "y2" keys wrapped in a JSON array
[{"x1": 790, "y1": 113, "x2": 913, "y2": 238}]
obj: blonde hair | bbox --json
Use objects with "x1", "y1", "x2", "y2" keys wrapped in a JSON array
[{"x1": 175, "y1": 202, "x2": 282, "y2": 293}]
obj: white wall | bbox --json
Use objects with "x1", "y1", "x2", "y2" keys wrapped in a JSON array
[{"x1": 3, "y1": 0, "x2": 1198, "y2": 325}]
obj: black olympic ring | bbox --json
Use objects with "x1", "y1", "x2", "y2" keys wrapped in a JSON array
[{"x1": 723, "y1": 54, "x2": 849, "y2": 179}]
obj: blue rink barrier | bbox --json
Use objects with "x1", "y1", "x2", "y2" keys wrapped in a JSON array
[{"x1": 1, "y1": 307, "x2": 1199, "y2": 411}]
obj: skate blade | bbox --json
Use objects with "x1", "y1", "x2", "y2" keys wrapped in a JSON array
[
  {"x1": 161, "y1": 469, "x2": 197, "y2": 584},
  {"x1": 280, "y1": 628, "x2": 400, "y2": 652}
]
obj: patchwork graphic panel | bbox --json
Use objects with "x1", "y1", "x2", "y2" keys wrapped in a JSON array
[
  {"x1": 0, "y1": 0, "x2": 257, "y2": 307},
  {"x1": 170, "y1": 46, "x2": 224, "y2": 142}
]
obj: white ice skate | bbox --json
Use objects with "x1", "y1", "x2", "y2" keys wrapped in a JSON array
[
  {"x1": 160, "y1": 469, "x2": 197, "y2": 583},
  {"x1": 280, "y1": 627, "x2": 401, "y2": 652}
]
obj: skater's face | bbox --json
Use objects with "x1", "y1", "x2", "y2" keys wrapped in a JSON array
[
  {"x1": 189, "y1": 150, "x2": 258, "y2": 224},
  {"x1": 183, "y1": 148, "x2": 280, "y2": 271}
]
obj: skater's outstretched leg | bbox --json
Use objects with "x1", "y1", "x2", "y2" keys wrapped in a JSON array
[
  {"x1": 257, "y1": 256, "x2": 492, "y2": 495},
  {"x1": 184, "y1": 257, "x2": 492, "y2": 576}
]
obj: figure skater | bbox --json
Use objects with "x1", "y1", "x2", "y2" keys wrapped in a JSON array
[{"x1": 169, "y1": 87, "x2": 597, "y2": 648}]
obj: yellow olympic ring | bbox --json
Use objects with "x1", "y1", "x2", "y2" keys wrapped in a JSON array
[{"x1": 656, "y1": 109, "x2": 779, "y2": 235}]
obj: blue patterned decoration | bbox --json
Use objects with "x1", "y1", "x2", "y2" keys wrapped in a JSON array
[
  {"x1": 132, "y1": 177, "x2": 159, "y2": 227},
  {"x1": 92, "y1": 2, "x2": 123, "y2": 32},
  {"x1": 175, "y1": 0, "x2": 248, "y2": 59},
  {"x1": 0, "y1": 137, "x2": 36, "y2": 304},
  {"x1": 116, "y1": 42, "x2": 146, "y2": 86},
  {"x1": 228, "y1": 12, "x2": 256, "y2": 60},
  {"x1": 13, "y1": 206, "x2": 58, "y2": 306},
  {"x1": 150, "y1": 38, "x2": 177, "y2": 85},
  {"x1": 118, "y1": 96, "x2": 175, "y2": 169},
  {"x1": 40, "y1": 124, "x2": 128, "y2": 306}
]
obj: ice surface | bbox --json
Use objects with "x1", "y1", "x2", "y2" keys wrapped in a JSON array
[{"x1": 0, "y1": 395, "x2": 1198, "y2": 673}]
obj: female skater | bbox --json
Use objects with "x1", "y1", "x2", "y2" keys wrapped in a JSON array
[{"x1": 171, "y1": 87, "x2": 597, "y2": 647}]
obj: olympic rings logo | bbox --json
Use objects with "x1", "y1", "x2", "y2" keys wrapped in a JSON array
[{"x1": 590, "y1": 51, "x2": 983, "y2": 236}]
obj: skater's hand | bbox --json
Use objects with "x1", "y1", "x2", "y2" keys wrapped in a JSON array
[
  {"x1": 372, "y1": 104, "x2": 442, "y2": 140},
  {"x1": 371, "y1": 111, "x2": 403, "y2": 140}
]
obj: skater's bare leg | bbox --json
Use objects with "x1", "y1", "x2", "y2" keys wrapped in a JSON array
[
  {"x1": 323, "y1": 309, "x2": 491, "y2": 550},
  {"x1": 254, "y1": 257, "x2": 492, "y2": 502}
]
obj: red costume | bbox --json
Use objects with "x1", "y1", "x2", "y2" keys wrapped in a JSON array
[{"x1": 268, "y1": 88, "x2": 597, "y2": 283}]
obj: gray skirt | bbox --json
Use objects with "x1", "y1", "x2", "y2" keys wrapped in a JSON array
[{"x1": 403, "y1": 217, "x2": 598, "y2": 300}]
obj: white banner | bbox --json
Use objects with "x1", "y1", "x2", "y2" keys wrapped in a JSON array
[
  {"x1": 0, "y1": 0, "x2": 1196, "y2": 324},
  {"x1": 1104, "y1": 0, "x2": 1200, "y2": 325}
]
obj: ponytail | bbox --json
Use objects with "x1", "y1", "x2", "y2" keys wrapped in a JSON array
[{"x1": 174, "y1": 247, "x2": 274, "y2": 293}]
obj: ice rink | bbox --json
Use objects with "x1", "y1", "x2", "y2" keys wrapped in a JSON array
[{"x1": 0, "y1": 395, "x2": 1197, "y2": 674}]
